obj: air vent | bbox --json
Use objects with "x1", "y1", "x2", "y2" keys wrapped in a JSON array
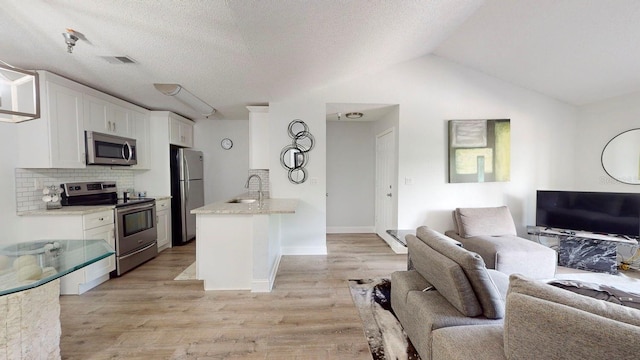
[{"x1": 100, "y1": 56, "x2": 136, "y2": 64}]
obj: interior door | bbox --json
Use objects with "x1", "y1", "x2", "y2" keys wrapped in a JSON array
[{"x1": 375, "y1": 128, "x2": 395, "y2": 238}]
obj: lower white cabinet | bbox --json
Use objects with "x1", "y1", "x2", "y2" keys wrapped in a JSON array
[
  {"x1": 21, "y1": 209, "x2": 116, "y2": 295},
  {"x1": 156, "y1": 199, "x2": 172, "y2": 252}
]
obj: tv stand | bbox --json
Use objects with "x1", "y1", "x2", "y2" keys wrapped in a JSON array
[{"x1": 528, "y1": 226, "x2": 639, "y2": 275}]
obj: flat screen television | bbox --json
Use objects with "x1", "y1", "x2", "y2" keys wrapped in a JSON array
[{"x1": 536, "y1": 190, "x2": 640, "y2": 238}]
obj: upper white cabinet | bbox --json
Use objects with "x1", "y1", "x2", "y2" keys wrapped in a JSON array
[
  {"x1": 129, "y1": 110, "x2": 151, "y2": 170},
  {"x1": 83, "y1": 94, "x2": 130, "y2": 136},
  {"x1": 169, "y1": 113, "x2": 194, "y2": 148},
  {"x1": 247, "y1": 106, "x2": 269, "y2": 169},
  {"x1": 17, "y1": 70, "x2": 151, "y2": 169},
  {"x1": 18, "y1": 71, "x2": 86, "y2": 168}
]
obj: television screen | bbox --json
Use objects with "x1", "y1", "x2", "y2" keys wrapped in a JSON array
[{"x1": 536, "y1": 190, "x2": 640, "y2": 238}]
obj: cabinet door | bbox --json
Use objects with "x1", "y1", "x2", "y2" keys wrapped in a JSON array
[
  {"x1": 84, "y1": 94, "x2": 130, "y2": 136},
  {"x1": 47, "y1": 81, "x2": 86, "y2": 168},
  {"x1": 83, "y1": 224, "x2": 116, "y2": 281},
  {"x1": 180, "y1": 121, "x2": 194, "y2": 148},
  {"x1": 169, "y1": 116, "x2": 194, "y2": 147},
  {"x1": 130, "y1": 110, "x2": 150, "y2": 169},
  {"x1": 84, "y1": 94, "x2": 110, "y2": 133},
  {"x1": 156, "y1": 209, "x2": 171, "y2": 251}
]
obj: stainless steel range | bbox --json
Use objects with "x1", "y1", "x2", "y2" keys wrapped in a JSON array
[{"x1": 61, "y1": 181, "x2": 158, "y2": 276}]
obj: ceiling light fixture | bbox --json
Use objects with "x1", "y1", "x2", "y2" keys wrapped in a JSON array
[
  {"x1": 62, "y1": 29, "x2": 79, "y2": 53},
  {"x1": 153, "y1": 83, "x2": 216, "y2": 117},
  {"x1": 0, "y1": 63, "x2": 40, "y2": 123},
  {"x1": 345, "y1": 112, "x2": 363, "y2": 119}
]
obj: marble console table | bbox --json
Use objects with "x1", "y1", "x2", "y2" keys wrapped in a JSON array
[
  {"x1": 527, "y1": 226, "x2": 639, "y2": 274},
  {"x1": 0, "y1": 240, "x2": 114, "y2": 359}
]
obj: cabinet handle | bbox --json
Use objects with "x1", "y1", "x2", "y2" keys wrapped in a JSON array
[
  {"x1": 98, "y1": 217, "x2": 104, "y2": 221},
  {"x1": 113, "y1": 122, "x2": 116, "y2": 132}
]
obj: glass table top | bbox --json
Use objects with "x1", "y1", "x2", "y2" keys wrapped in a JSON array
[{"x1": 0, "y1": 239, "x2": 114, "y2": 296}]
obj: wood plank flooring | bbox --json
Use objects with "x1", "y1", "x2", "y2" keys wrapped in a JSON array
[{"x1": 59, "y1": 234, "x2": 407, "y2": 359}]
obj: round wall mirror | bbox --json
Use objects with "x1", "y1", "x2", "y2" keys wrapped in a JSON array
[{"x1": 601, "y1": 128, "x2": 640, "y2": 185}]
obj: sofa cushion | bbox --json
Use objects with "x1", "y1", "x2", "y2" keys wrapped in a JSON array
[
  {"x1": 391, "y1": 270, "x2": 431, "y2": 325},
  {"x1": 508, "y1": 274, "x2": 640, "y2": 327},
  {"x1": 416, "y1": 227, "x2": 505, "y2": 319},
  {"x1": 548, "y1": 279, "x2": 640, "y2": 310},
  {"x1": 446, "y1": 232, "x2": 558, "y2": 279},
  {"x1": 454, "y1": 206, "x2": 517, "y2": 238},
  {"x1": 407, "y1": 235, "x2": 482, "y2": 317},
  {"x1": 432, "y1": 325, "x2": 506, "y2": 360},
  {"x1": 504, "y1": 285, "x2": 640, "y2": 359},
  {"x1": 405, "y1": 290, "x2": 503, "y2": 360}
]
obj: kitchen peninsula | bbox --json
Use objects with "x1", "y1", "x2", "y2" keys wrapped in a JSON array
[{"x1": 191, "y1": 195, "x2": 297, "y2": 292}]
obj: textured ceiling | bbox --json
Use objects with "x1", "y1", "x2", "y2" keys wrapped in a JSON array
[
  {"x1": 434, "y1": 0, "x2": 640, "y2": 105},
  {"x1": 0, "y1": 0, "x2": 481, "y2": 120},
  {"x1": 1, "y1": 1, "x2": 639, "y2": 122}
]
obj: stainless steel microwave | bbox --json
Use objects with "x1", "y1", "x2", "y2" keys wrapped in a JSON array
[{"x1": 85, "y1": 131, "x2": 137, "y2": 166}]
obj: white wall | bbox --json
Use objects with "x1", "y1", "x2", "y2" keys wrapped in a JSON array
[
  {"x1": 326, "y1": 120, "x2": 375, "y2": 232},
  {"x1": 574, "y1": 91, "x2": 640, "y2": 193},
  {"x1": 0, "y1": 123, "x2": 20, "y2": 243},
  {"x1": 194, "y1": 119, "x2": 250, "y2": 204},
  {"x1": 270, "y1": 55, "x2": 578, "y2": 254}
]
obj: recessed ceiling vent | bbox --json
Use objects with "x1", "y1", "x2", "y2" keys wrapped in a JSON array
[{"x1": 101, "y1": 56, "x2": 136, "y2": 64}]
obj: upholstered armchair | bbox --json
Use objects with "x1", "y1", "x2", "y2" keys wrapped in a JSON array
[{"x1": 445, "y1": 206, "x2": 557, "y2": 279}]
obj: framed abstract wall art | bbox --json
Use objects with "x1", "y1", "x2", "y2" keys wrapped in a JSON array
[{"x1": 448, "y1": 119, "x2": 511, "y2": 183}]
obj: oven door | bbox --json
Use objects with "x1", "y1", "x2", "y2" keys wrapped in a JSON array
[
  {"x1": 86, "y1": 131, "x2": 137, "y2": 166},
  {"x1": 115, "y1": 201, "x2": 157, "y2": 256}
]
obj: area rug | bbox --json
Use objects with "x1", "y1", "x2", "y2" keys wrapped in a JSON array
[
  {"x1": 348, "y1": 278, "x2": 420, "y2": 360},
  {"x1": 174, "y1": 261, "x2": 196, "y2": 280}
]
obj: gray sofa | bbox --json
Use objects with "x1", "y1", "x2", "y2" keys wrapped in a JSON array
[
  {"x1": 391, "y1": 226, "x2": 510, "y2": 359},
  {"x1": 445, "y1": 206, "x2": 557, "y2": 279},
  {"x1": 392, "y1": 226, "x2": 640, "y2": 360}
]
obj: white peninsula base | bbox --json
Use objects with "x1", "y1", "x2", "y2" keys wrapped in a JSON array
[{"x1": 193, "y1": 197, "x2": 297, "y2": 292}]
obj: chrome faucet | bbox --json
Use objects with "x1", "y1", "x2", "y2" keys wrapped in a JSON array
[{"x1": 245, "y1": 174, "x2": 263, "y2": 204}]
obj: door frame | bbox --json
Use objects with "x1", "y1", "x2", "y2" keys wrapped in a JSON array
[{"x1": 375, "y1": 127, "x2": 404, "y2": 253}]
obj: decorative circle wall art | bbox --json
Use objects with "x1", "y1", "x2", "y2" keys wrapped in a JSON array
[{"x1": 281, "y1": 119, "x2": 314, "y2": 184}]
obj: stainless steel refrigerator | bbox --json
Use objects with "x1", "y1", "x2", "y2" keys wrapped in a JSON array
[{"x1": 170, "y1": 146, "x2": 204, "y2": 245}]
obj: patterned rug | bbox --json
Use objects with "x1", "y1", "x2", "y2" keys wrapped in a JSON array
[{"x1": 348, "y1": 278, "x2": 420, "y2": 360}]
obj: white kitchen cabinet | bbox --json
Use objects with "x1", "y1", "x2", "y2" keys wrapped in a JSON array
[
  {"x1": 17, "y1": 71, "x2": 86, "y2": 168},
  {"x1": 83, "y1": 94, "x2": 130, "y2": 136},
  {"x1": 21, "y1": 209, "x2": 116, "y2": 295},
  {"x1": 130, "y1": 110, "x2": 151, "y2": 170},
  {"x1": 156, "y1": 198, "x2": 172, "y2": 252},
  {"x1": 247, "y1": 106, "x2": 270, "y2": 169},
  {"x1": 169, "y1": 113, "x2": 194, "y2": 148}
]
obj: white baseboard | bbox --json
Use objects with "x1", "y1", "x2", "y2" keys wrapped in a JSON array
[
  {"x1": 326, "y1": 226, "x2": 375, "y2": 234},
  {"x1": 281, "y1": 246, "x2": 328, "y2": 255}
]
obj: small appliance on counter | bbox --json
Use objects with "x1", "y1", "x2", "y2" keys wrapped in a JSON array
[{"x1": 60, "y1": 181, "x2": 158, "y2": 276}]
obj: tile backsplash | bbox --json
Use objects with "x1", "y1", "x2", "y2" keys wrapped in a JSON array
[
  {"x1": 15, "y1": 168, "x2": 135, "y2": 212},
  {"x1": 247, "y1": 169, "x2": 270, "y2": 197}
]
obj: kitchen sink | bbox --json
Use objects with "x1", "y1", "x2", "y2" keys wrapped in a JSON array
[{"x1": 226, "y1": 199, "x2": 256, "y2": 204}]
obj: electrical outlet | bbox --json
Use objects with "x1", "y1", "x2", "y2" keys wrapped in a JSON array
[
  {"x1": 34, "y1": 178, "x2": 43, "y2": 190},
  {"x1": 405, "y1": 177, "x2": 414, "y2": 185},
  {"x1": 310, "y1": 177, "x2": 318, "y2": 185}
]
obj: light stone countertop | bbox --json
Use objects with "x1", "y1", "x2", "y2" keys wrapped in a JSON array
[
  {"x1": 191, "y1": 194, "x2": 298, "y2": 215},
  {"x1": 17, "y1": 205, "x2": 115, "y2": 216},
  {"x1": 17, "y1": 195, "x2": 171, "y2": 216}
]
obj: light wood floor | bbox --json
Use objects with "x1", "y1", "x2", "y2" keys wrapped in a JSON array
[{"x1": 59, "y1": 234, "x2": 407, "y2": 359}]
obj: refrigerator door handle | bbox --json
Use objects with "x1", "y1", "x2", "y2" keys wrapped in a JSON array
[{"x1": 184, "y1": 156, "x2": 190, "y2": 203}]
